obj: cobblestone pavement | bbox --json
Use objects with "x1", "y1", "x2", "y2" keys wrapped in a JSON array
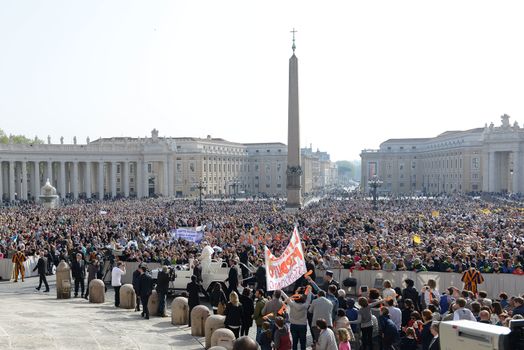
[
  {"x1": 0, "y1": 275, "x2": 316, "y2": 349},
  {"x1": 0, "y1": 275, "x2": 206, "y2": 350}
]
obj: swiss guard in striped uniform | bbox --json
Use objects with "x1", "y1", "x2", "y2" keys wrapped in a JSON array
[
  {"x1": 12, "y1": 248, "x2": 27, "y2": 282},
  {"x1": 461, "y1": 263, "x2": 484, "y2": 295}
]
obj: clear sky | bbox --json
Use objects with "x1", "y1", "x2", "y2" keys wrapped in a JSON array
[{"x1": 1, "y1": 1, "x2": 524, "y2": 161}]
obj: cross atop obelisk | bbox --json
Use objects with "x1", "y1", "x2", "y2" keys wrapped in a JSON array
[
  {"x1": 286, "y1": 28, "x2": 302, "y2": 210},
  {"x1": 291, "y1": 28, "x2": 297, "y2": 53}
]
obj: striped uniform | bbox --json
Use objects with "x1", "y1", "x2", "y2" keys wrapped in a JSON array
[{"x1": 461, "y1": 269, "x2": 484, "y2": 294}]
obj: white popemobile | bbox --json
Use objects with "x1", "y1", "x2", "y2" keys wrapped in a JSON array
[{"x1": 150, "y1": 242, "x2": 233, "y2": 296}]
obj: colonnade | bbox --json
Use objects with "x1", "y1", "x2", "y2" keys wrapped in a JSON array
[{"x1": 0, "y1": 159, "x2": 173, "y2": 202}]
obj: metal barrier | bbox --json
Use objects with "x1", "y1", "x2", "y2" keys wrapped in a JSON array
[{"x1": 317, "y1": 268, "x2": 523, "y2": 298}]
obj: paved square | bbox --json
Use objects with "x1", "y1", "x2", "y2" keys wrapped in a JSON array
[{"x1": 0, "y1": 276, "x2": 206, "y2": 350}]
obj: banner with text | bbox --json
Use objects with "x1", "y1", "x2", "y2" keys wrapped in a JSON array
[
  {"x1": 264, "y1": 227, "x2": 307, "y2": 291},
  {"x1": 171, "y1": 228, "x2": 204, "y2": 243}
]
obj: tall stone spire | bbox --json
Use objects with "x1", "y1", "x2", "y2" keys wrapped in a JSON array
[{"x1": 286, "y1": 29, "x2": 302, "y2": 209}]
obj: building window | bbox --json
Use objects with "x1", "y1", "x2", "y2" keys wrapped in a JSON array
[
  {"x1": 190, "y1": 163, "x2": 195, "y2": 172},
  {"x1": 277, "y1": 184, "x2": 282, "y2": 188},
  {"x1": 148, "y1": 164, "x2": 152, "y2": 173},
  {"x1": 177, "y1": 164, "x2": 182, "y2": 172},
  {"x1": 399, "y1": 183, "x2": 405, "y2": 187},
  {"x1": 117, "y1": 165, "x2": 121, "y2": 173},
  {"x1": 266, "y1": 184, "x2": 270, "y2": 188}
]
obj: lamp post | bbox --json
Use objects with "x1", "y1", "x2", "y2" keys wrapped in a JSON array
[
  {"x1": 195, "y1": 180, "x2": 206, "y2": 212},
  {"x1": 368, "y1": 175, "x2": 383, "y2": 210}
]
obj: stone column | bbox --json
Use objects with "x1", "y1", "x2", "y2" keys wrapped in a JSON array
[
  {"x1": 286, "y1": 49, "x2": 302, "y2": 208},
  {"x1": 59, "y1": 161, "x2": 66, "y2": 199},
  {"x1": 85, "y1": 162, "x2": 92, "y2": 199},
  {"x1": 143, "y1": 161, "x2": 149, "y2": 198},
  {"x1": 72, "y1": 161, "x2": 79, "y2": 199},
  {"x1": 168, "y1": 158, "x2": 175, "y2": 197},
  {"x1": 33, "y1": 161, "x2": 40, "y2": 199},
  {"x1": 136, "y1": 161, "x2": 142, "y2": 198},
  {"x1": 111, "y1": 161, "x2": 117, "y2": 198},
  {"x1": 98, "y1": 161, "x2": 104, "y2": 199},
  {"x1": 9, "y1": 161, "x2": 15, "y2": 202},
  {"x1": 163, "y1": 160, "x2": 169, "y2": 196},
  {"x1": 488, "y1": 151, "x2": 497, "y2": 192},
  {"x1": 513, "y1": 151, "x2": 520, "y2": 194},
  {"x1": 21, "y1": 161, "x2": 28, "y2": 200},
  {"x1": 123, "y1": 161, "x2": 130, "y2": 197},
  {"x1": 0, "y1": 161, "x2": 3, "y2": 202},
  {"x1": 47, "y1": 161, "x2": 53, "y2": 184}
]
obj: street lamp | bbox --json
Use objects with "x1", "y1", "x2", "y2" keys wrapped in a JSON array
[
  {"x1": 194, "y1": 180, "x2": 207, "y2": 212},
  {"x1": 368, "y1": 175, "x2": 383, "y2": 210}
]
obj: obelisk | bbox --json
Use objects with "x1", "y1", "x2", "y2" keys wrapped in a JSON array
[{"x1": 286, "y1": 29, "x2": 302, "y2": 209}]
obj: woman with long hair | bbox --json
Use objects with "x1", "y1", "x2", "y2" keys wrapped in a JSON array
[{"x1": 224, "y1": 291, "x2": 244, "y2": 338}]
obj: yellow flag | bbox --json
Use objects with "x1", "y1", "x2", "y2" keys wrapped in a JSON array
[
  {"x1": 431, "y1": 210, "x2": 440, "y2": 218},
  {"x1": 272, "y1": 204, "x2": 277, "y2": 213},
  {"x1": 413, "y1": 234, "x2": 421, "y2": 244},
  {"x1": 481, "y1": 208, "x2": 491, "y2": 215}
]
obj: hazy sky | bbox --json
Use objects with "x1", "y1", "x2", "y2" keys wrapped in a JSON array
[{"x1": 1, "y1": 1, "x2": 524, "y2": 161}]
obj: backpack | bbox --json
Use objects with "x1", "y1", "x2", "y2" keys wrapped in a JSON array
[{"x1": 276, "y1": 332, "x2": 292, "y2": 350}]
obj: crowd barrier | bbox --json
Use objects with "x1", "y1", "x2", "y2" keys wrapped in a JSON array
[
  {"x1": 0, "y1": 259, "x2": 161, "y2": 283},
  {"x1": 1, "y1": 258, "x2": 521, "y2": 298},
  {"x1": 325, "y1": 269, "x2": 523, "y2": 299},
  {"x1": 0, "y1": 256, "x2": 39, "y2": 280}
]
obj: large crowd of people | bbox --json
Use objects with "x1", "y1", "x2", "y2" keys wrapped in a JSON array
[
  {"x1": 1, "y1": 194, "x2": 523, "y2": 275},
  {"x1": 1, "y1": 194, "x2": 523, "y2": 349}
]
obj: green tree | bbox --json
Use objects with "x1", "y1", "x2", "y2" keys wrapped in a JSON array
[{"x1": 0, "y1": 129, "x2": 43, "y2": 144}]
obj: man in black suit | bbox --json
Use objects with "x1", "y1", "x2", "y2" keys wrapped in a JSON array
[
  {"x1": 254, "y1": 261, "x2": 266, "y2": 293},
  {"x1": 226, "y1": 258, "x2": 240, "y2": 295},
  {"x1": 132, "y1": 264, "x2": 143, "y2": 312},
  {"x1": 239, "y1": 246, "x2": 250, "y2": 284},
  {"x1": 33, "y1": 251, "x2": 49, "y2": 292},
  {"x1": 429, "y1": 321, "x2": 440, "y2": 350},
  {"x1": 321, "y1": 270, "x2": 340, "y2": 292},
  {"x1": 186, "y1": 274, "x2": 208, "y2": 326},
  {"x1": 71, "y1": 253, "x2": 86, "y2": 298},
  {"x1": 137, "y1": 265, "x2": 153, "y2": 319},
  {"x1": 193, "y1": 259, "x2": 203, "y2": 284}
]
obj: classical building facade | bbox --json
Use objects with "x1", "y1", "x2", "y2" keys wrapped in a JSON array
[
  {"x1": 360, "y1": 115, "x2": 524, "y2": 194},
  {"x1": 0, "y1": 130, "x2": 336, "y2": 202}
]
